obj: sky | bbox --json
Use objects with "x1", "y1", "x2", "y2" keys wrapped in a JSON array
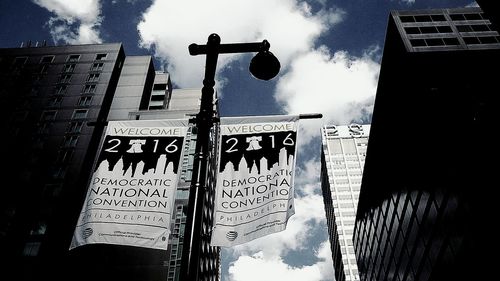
[{"x1": 0, "y1": 0, "x2": 478, "y2": 280}]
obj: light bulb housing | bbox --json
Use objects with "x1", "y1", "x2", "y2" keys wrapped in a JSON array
[{"x1": 249, "y1": 50, "x2": 281, "y2": 81}]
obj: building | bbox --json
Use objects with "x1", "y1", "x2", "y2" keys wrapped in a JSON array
[
  {"x1": 321, "y1": 124, "x2": 370, "y2": 281},
  {"x1": 353, "y1": 7, "x2": 499, "y2": 281},
  {"x1": 0, "y1": 42, "x2": 219, "y2": 281}
]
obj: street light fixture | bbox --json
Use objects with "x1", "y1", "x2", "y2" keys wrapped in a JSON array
[{"x1": 180, "y1": 33, "x2": 282, "y2": 281}]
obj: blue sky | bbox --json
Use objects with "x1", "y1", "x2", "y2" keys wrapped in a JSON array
[{"x1": 0, "y1": 0, "x2": 478, "y2": 280}]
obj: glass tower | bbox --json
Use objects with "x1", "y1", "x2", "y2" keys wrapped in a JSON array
[
  {"x1": 353, "y1": 7, "x2": 499, "y2": 281},
  {"x1": 320, "y1": 124, "x2": 370, "y2": 281}
]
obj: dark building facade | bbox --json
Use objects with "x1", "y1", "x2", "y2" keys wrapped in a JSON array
[
  {"x1": 353, "y1": 7, "x2": 499, "y2": 281},
  {"x1": 0, "y1": 43, "x2": 219, "y2": 281}
]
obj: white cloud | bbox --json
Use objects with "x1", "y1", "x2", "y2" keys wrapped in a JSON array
[
  {"x1": 137, "y1": 0, "x2": 344, "y2": 88},
  {"x1": 466, "y1": 1, "x2": 479, "y2": 7},
  {"x1": 33, "y1": 0, "x2": 102, "y2": 44},
  {"x1": 227, "y1": 240, "x2": 334, "y2": 281},
  {"x1": 400, "y1": 0, "x2": 415, "y2": 5},
  {"x1": 275, "y1": 45, "x2": 380, "y2": 142}
]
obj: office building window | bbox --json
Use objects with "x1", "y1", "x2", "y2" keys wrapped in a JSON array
[
  {"x1": 39, "y1": 64, "x2": 50, "y2": 74},
  {"x1": 72, "y1": 109, "x2": 88, "y2": 119},
  {"x1": 95, "y1": 53, "x2": 107, "y2": 60},
  {"x1": 54, "y1": 85, "x2": 67, "y2": 95},
  {"x1": 48, "y1": 96, "x2": 63, "y2": 107},
  {"x1": 40, "y1": 55, "x2": 54, "y2": 63},
  {"x1": 58, "y1": 74, "x2": 72, "y2": 83},
  {"x1": 62, "y1": 63, "x2": 76, "y2": 73},
  {"x1": 82, "y1": 84, "x2": 96, "y2": 94},
  {"x1": 13, "y1": 56, "x2": 28, "y2": 66},
  {"x1": 86, "y1": 73, "x2": 100, "y2": 82},
  {"x1": 56, "y1": 148, "x2": 74, "y2": 164},
  {"x1": 40, "y1": 110, "x2": 57, "y2": 121},
  {"x1": 63, "y1": 135, "x2": 79, "y2": 147},
  {"x1": 51, "y1": 166, "x2": 67, "y2": 179},
  {"x1": 77, "y1": 96, "x2": 92, "y2": 106},
  {"x1": 67, "y1": 54, "x2": 80, "y2": 62},
  {"x1": 68, "y1": 121, "x2": 84, "y2": 133},
  {"x1": 90, "y1": 62, "x2": 104, "y2": 71},
  {"x1": 23, "y1": 242, "x2": 41, "y2": 256}
]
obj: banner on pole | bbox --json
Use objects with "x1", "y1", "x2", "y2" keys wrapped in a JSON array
[
  {"x1": 70, "y1": 119, "x2": 188, "y2": 250},
  {"x1": 211, "y1": 115, "x2": 299, "y2": 247}
]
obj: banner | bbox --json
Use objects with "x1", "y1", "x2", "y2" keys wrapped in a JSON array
[
  {"x1": 211, "y1": 115, "x2": 299, "y2": 247},
  {"x1": 70, "y1": 119, "x2": 188, "y2": 250}
]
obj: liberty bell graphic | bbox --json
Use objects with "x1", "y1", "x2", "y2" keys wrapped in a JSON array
[{"x1": 126, "y1": 139, "x2": 146, "y2": 153}]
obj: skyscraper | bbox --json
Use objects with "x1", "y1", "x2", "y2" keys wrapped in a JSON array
[
  {"x1": 0, "y1": 42, "x2": 219, "y2": 281},
  {"x1": 353, "y1": 7, "x2": 499, "y2": 281},
  {"x1": 321, "y1": 124, "x2": 370, "y2": 281}
]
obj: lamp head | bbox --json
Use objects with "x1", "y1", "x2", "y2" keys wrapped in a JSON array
[{"x1": 249, "y1": 50, "x2": 281, "y2": 81}]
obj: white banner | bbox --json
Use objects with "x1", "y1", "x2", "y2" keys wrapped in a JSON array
[
  {"x1": 70, "y1": 119, "x2": 188, "y2": 250},
  {"x1": 211, "y1": 115, "x2": 299, "y2": 247}
]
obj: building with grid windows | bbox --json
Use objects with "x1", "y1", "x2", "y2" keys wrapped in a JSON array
[
  {"x1": 320, "y1": 124, "x2": 370, "y2": 281},
  {"x1": 353, "y1": 7, "x2": 499, "y2": 281},
  {"x1": 0, "y1": 42, "x2": 219, "y2": 281}
]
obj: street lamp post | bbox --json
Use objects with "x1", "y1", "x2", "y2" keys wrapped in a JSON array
[{"x1": 180, "y1": 33, "x2": 281, "y2": 281}]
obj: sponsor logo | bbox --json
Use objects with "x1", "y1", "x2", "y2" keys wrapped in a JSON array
[
  {"x1": 226, "y1": 231, "x2": 238, "y2": 242},
  {"x1": 82, "y1": 228, "x2": 93, "y2": 239}
]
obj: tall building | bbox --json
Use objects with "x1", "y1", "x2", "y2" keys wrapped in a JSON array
[
  {"x1": 0, "y1": 42, "x2": 219, "y2": 281},
  {"x1": 353, "y1": 7, "x2": 499, "y2": 281},
  {"x1": 321, "y1": 124, "x2": 370, "y2": 281}
]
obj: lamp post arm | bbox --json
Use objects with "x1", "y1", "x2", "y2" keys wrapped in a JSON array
[{"x1": 189, "y1": 40, "x2": 270, "y2": 56}]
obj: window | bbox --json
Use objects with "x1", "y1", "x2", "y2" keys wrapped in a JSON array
[
  {"x1": 443, "y1": 37, "x2": 460, "y2": 45},
  {"x1": 399, "y1": 16, "x2": 415, "y2": 23},
  {"x1": 450, "y1": 14, "x2": 466, "y2": 21},
  {"x1": 72, "y1": 109, "x2": 88, "y2": 119},
  {"x1": 23, "y1": 242, "x2": 41, "y2": 256},
  {"x1": 67, "y1": 54, "x2": 80, "y2": 62},
  {"x1": 430, "y1": 14, "x2": 446, "y2": 22},
  {"x1": 463, "y1": 36, "x2": 480, "y2": 44},
  {"x1": 90, "y1": 62, "x2": 104, "y2": 71},
  {"x1": 48, "y1": 97, "x2": 63, "y2": 107},
  {"x1": 464, "y1": 13, "x2": 482, "y2": 20},
  {"x1": 414, "y1": 15, "x2": 432, "y2": 22},
  {"x1": 86, "y1": 73, "x2": 100, "y2": 82},
  {"x1": 410, "y1": 39, "x2": 426, "y2": 47},
  {"x1": 40, "y1": 55, "x2": 54, "y2": 63},
  {"x1": 77, "y1": 96, "x2": 92, "y2": 106},
  {"x1": 59, "y1": 74, "x2": 72, "y2": 83},
  {"x1": 62, "y1": 64, "x2": 76, "y2": 73},
  {"x1": 478, "y1": 36, "x2": 499, "y2": 44},
  {"x1": 420, "y1": 26, "x2": 438, "y2": 33},
  {"x1": 39, "y1": 64, "x2": 50, "y2": 74},
  {"x1": 95, "y1": 53, "x2": 107, "y2": 60},
  {"x1": 436, "y1": 26, "x2": 453, "y2": 33},
  {"x1": 467, "y1": 24, "x2": 490, "y2": 32},
  {"x1": 83, "y1": 84, "x2": 96, "y2": 94},
  {"x1": 54, "y1": 85, "x2": 67, "y2": 95},
  {"x1": 37, "y1": 122, "x2": 51, "y2": 134},
  {"x1": 68, "y1": 121, "x2": 84, "y2": 133},
  {"x1": 56, "y1": 149, "x2": 74, "y2": 164},
  {"x1": 405, "y1": 27, "x2": 420, "y2": 34},
  {"x1": 63, "y1": 136, "x2": 79, "y2": 147},
  {"x1": 13, "y1": 56, "x2": 28, "y2": 66},
  {"x1": 40, "y1": 110, "x2": 57, "y2": 121}
]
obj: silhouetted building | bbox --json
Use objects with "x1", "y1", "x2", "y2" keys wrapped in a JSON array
[
  {"x1": 353, "y1": 7, "x2": 499, "y2": 281},
  {"x1": 475, "y1": 0, "x2": 500, "y2": 30},
  {"x1": 321, "y1": 124, "x2": 370, "y2": 281},
  {"x1": 0, "y1": 42, "x2": 219, "y2": 281}
]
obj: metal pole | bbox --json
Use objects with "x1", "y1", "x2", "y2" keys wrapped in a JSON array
[
  {"x1": 180, "y1": 33, "x2": 279, "y2": 281},
  {"x1": 180, "y1": 33, "x2": 220, "y2": 281}
]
